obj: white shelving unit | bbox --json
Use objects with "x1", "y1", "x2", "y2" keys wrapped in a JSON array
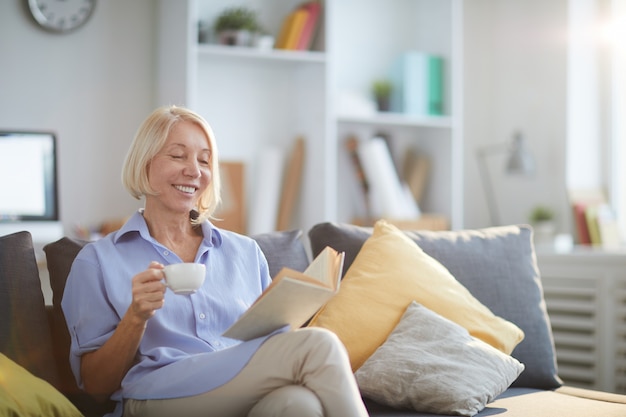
[{"x1": 156, "y1": 0, "x2": 463, "y2": 233}]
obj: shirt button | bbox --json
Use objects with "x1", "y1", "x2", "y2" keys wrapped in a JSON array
[
  {"x1": 163, "y1": 250, "x2": 169, "y2": 256},
  {"x1": 199, "y1": 313, "x2": 206, "y2": 319}
]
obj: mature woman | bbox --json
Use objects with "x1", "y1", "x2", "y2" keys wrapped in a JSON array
[{"x1": 61, "y1": 106, "x2": 368, "y2": 417}]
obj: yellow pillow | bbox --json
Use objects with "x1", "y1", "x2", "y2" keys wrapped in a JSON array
[
  {"x1": 0, "y1": 353, "x2": 83, "y2": 417},
  {"x1": 308, "y1": 220, "x2": 524, "y2": 371}
]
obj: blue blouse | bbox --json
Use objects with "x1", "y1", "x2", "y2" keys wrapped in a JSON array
[{"x1": 61, "y1": 211, "x2": 278, "y2": 417}]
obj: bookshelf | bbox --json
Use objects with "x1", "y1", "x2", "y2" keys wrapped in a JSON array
[{"x1": 155, "y1": 0, "x2": 463, "y2": 233}]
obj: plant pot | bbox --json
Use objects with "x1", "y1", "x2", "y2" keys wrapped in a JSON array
[
  {"x1": 376, "y1": 97, "x2": 390, "y2": 112},
  {"x1": 533, "y1": 221, "x2": 556, "y2": 245},
  {"x1": 218, "y1": 30, "x2": 251, "y2": 47}
]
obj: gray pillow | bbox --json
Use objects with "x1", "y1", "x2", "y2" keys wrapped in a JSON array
[
  {"x1": 251, "y1": 229, "x2": 309, "y2": 278},
  {"x1": 308, "y1": 222, "x2": 562, "y2": 389},
  {"x1": 356, "y1": 301, "x2": 524, "y2": 416}
]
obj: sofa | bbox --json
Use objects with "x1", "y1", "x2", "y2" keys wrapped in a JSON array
[{"x1": 1, "y1": 220, "x2": 626, "y2": 417}]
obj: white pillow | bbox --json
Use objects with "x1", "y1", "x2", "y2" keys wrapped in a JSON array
[{"x1": 355, "y1": 301, "x2": 525, "y2": 416}]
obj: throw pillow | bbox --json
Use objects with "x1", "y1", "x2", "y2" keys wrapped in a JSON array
[
  {"x1": 0, "y1": 353, "x2": 83, "y2": 417},
  {"x1": 355, "y1": 301, "x2": 525, "y2": 416},
  {"x1": 308, "y1": 221, "x2": 561, "y2": 389},
  {"x1": 308, "y1": 220, "x2": 524, "y2": 371},
  {"x1": 251, "y1": 229, "x2": 309, "y2": 278}
]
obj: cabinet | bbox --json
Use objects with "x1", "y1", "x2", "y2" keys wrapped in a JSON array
[
  {"x1": 537, "y1": 248, "x2": 626, "y2": 394},
  {"x1": 155, "y1": 0, "x2": 463, "y2": 233}
]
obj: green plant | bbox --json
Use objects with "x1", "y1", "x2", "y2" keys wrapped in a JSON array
[
  {"x1": 529, "y1": 205, "x2": 554, "y2": 223},
  {"x1": 372, "y1": 79, "x2": 393, "y2": 99},
  {"x1": 214, "y1": 7, "x2": 261, "y2": 33}
]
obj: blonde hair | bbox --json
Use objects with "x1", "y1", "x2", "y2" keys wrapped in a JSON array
[{"x1": 122, "y1": 106, "x2": 221, "y2": 223}]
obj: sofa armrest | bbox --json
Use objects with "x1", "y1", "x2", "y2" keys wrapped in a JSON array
[
  {"x1": 556, "y1": 386, "x2": 626, "y2": 405},
  {"x1": 46, "y1": 305, "x2": 116, "y2": 417}
]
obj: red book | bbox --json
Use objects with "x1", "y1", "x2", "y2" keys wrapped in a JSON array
[
  {"x1": 296, "y1": 1, "x2": 321, "y2": 50},
  {"x1": 572, "y1": 202, "x2": 591, "y2": 245}
]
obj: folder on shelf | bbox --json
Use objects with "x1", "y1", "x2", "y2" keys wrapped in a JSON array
[
  {"x1": 390, "y1": 51, "x2": 444, "y2": 116},
  {"x1": 296, "y1": 1, "x2": 322, "y2": 50},
  {"x1": 276, "y1": 8, "x2": 309, "y2": 50},
  {"x1": 276, "y1": 137, "x2": 305, "y2": 231},
  {"x1": 214, "y1": 161, "x2": 246, "y2": 234}
]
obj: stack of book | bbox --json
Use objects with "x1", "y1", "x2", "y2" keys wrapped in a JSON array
[
  {"x1": 275, "y1": 1, "x2": 321, "y2": 51},
  {"x1": 570, "y1": 189, "x2": 622, "y2": 248}
]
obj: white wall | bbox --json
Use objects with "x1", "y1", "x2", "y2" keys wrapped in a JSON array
[
  {"x1": 463, "y1": 0, "x2": 570, "y2": 231},
  {"x1": 0, "y1": 1, "x2": 155, "y2": 236}
]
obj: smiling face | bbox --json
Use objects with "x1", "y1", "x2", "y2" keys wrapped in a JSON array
[{"x1": 145, "y1": 120, "x2": 212, "y2": 219}]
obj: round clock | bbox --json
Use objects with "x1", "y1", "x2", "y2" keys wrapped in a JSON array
[{"x1": 27, "y1": 0, "x2": 96, "y2": 33}]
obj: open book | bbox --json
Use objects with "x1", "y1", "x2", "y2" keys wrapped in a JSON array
[{"x1": 223, "y1": 246, "x2": 345, "y2": 341}]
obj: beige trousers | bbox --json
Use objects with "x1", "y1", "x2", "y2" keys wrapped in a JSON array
[{"x1": 124, "y1": 327, "x2": 369, "y2": 417}]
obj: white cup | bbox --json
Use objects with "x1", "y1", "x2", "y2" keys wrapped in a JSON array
[{"x1": 163, "y1": 263, "x2": 206, "y2": 295}]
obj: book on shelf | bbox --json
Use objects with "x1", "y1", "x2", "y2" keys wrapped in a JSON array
[
  {"x1": 595, "y1": 204, "x2": 621, "y2": 249},
  {"x1": 296, "y1": 1, "x2": 322, "y2": 50},
  {"x1": 402, "y1": 147, "x2": 431, "y2": 205},
  {"x1": 568, "y1": 188, "x2": 622, "y2": 248},
  {"x1": 584, "y1": 205, "x2": 602, "y2": 246},
  {"x1": 248, "y1": 147, "x2": 285, "y2": 235},
  {"x1": 276, "y1": 137, "x2": 305, "y2": 231},
  {"x1": 275, "y1": 9, "x2": 299, "y2": 49},
  {"x1": 214, "y1": 161, "x2": 246, "y2": 234},
  {"x1": 275, "y1": 1, "x2": 321, "y2": 51},
  {"x1": 223, "y1": 247, "x2": 345, "y2": 341},
  {"x1": 345, "y1": 135, "x2": 371, "y2": 219},
  {"x1": 390, "y1": 51, "x2": 444, "y2": 116},
  {"x1": 357, "y1": 136, "x2": 421, "y2": 220},
  {"x1": 571, "y1": 202, "x2": 591, "y2": 245}
]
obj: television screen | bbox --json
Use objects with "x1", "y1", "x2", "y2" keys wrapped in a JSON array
[{"x1": 0, "y1": 131, "x2": 59, "y2": 222}]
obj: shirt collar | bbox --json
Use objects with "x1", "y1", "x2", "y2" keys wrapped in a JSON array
[{"x1": 113, "y1": 209, "x2": 223, "y2": 248}]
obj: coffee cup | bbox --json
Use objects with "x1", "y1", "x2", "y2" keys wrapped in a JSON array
[{"x1": 163, "y1": 263, "x2": 206, "y2": 295}]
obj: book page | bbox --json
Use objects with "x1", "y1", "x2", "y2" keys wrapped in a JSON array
[
  {"x1": 222, "y1": 277, "x2": 334, "y2": 341},
  {"x1": 303, "y1": 246, "x2": 344, "y2": 290},
  {"x1": 222, "y1": 248, "x2": 345, "y2": 341},
  {"x1": 254, "y1": 267, "x2": 330, "y2": 305}
]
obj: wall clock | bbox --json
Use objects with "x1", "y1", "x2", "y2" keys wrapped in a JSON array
[{"x1": 27, "y1": 0, "x2": 96, "y2": 33}]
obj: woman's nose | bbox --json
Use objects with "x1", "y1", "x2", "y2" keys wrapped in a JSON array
[{"x1": 184, "y1": 160, "x2": 201, "y2": 177}]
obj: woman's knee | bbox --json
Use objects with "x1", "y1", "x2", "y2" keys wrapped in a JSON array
[
  {"x1": 298, "y1": 327, "x2": 341, "y2": 347},
  {"x1": 248, "y1": 385, "x2": 323, "y2": 417}
]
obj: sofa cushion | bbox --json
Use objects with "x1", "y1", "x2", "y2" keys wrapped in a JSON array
[
  {"x1": 308, "y1": 220, "x2": 524, "y2": 371},
  {"x1": 0, "y1": 231, "x2": 59, "y2": 387},
  {"x1": 250, "y1": 229, "x2": 309, "y2": 277},
  {"x1": 44, "y1": 237, "x2": 89, "y2": 309},
  {"x1": 356, "y1": 301, "x2": 524, "y2": 416},
  {"x1": 0, "y1": 353, "x2": 82, "y2": 417},
  {"x1": 44, "y1": 236, "x2": 117, "y2": 416},
  {"x1": 308, "y1": 221, "x2": 562, "y2": 389}
]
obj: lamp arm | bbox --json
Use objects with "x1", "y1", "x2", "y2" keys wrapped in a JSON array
[{"x1": 476, "y1": 148, "x2": 502, "y2": 226}]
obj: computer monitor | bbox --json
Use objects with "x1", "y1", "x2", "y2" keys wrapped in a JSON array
[{"x1": 0, "y1": 130, "x2": 59, "y2": 221}]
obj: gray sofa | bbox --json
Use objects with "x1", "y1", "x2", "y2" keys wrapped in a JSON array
[{"x1": 1, "y1": 222, "x2": 626, "y2": 416}]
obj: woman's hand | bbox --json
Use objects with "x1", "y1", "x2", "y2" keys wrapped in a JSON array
[{"x1": 129, "y1": 261, "x2": 167, "y2": 324}]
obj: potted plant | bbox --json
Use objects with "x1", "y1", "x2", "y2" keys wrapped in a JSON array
[
  {"x1": 529, "y1": 205, "x2": 556, "y2": 245},
  {"x1": 372, "y1": 79, "x2": 393, "y2": 112},
  {"x1": 214, "y1": 7, "x2": 262, "y2": 46}
]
